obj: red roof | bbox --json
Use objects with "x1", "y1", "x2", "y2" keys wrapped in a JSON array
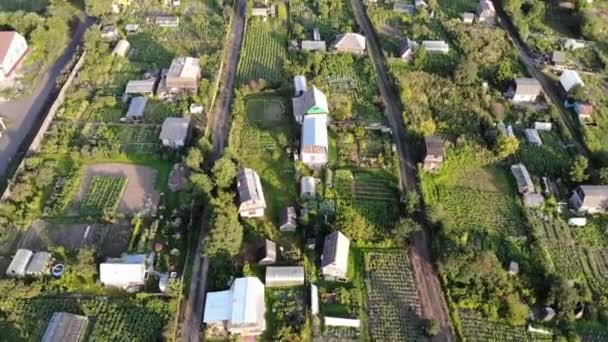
[
  {"x1": 0, "y1": 31, "x2": 17, "y2": 63},
  {"x1": 576, "y1": 103, "x2": 593, "y2": 116}
]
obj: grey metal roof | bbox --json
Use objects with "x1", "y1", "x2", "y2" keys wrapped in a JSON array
[
  {"x1": 279, "y1": 206, "x2": 297, "y2": 228},
  {"x1": 6, "y1": 248, "x2": 33, "y2": 277},
  {"x1": 578, "y1": 186, "x2": 608, "y2": 208},
  {"x1": 25, "y1": 251, "x2": 51, "y2": 275},
  {"x1": 259, "y1": 239, "x2": 277, "y2": 265},
  {"x1": 41, "y1": 312, "x2": 89, "y2": 342},
  {"x1": 237, "y1": 168, "x2": 266, "y2": 208},
  {"x1": 292, "y1": 86, "x2": 328, "y2": 122},
  {"x1": 127, "y1": 96, "x2": 147, "y2": 117},
  {"x1": 322, "y1": 231, "x2": 349, "y2": 268},
  {"x1": 424, "y1": 136, "x2": 443, "y2": 157},
  {"x1": 125, "y1": 79, "x2": 156, "y2": 94},
  {"x1": 159, "y1": 117, "x2": 190, "y2": 141},
  {"x1": 514, "y1": 78, "x2": 542, "y2": 97},
  {"x1": 511, "y1": 163, "x2": 534, "y2": 193}
]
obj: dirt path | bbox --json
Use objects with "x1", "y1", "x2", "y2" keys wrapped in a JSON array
[
  {"x1": 75, "y1": 163, "x2": 160, "y2": 216},
  {"x1": 350, "y1": 0, "x2": 455, "y2": 340}
]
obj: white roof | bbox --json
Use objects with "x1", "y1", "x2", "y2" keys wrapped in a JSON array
[
  {"x1": 302, "y1": 40, "x2": 327, "y2": 51},
  {"x1": 322, "y1": 231, "x2": 350, "y2": 274},
  {"x1": 6, "y1": 248, "x2": 33, "y2": 277},
  {"x1": 560, "y1": 70, "x2": 584, "y2": 92},
  {"x1": 204, "y1": 277, "x2": 266, "y2": 330},
  {"x1": 324, "y1": 317, "x2": 361, "y2": 328},
  {"x1": 26, "y1": 251, "x2": 51, "y2": 275},
  {"x1": 301, "y1": 176, "x2": 316, "y2": 194},
  {"x1": 99, "y1": 254, "x2": 152, "y2": 288},
  {"x1": 333, "y1": 33, "x2": 366, "y2": 52},
  {"x1": 159, "y1": 117, "x2": 190, "y2": 141},
  {"x1": 167, "y1": 57, "x2": 200, "y2": 80},
  {"x1": 422, "y1": 40, "x2": 449, "y2": 52},
  {"x1": 568, "y1": 217, "x2": 587, "y2": 227},
  {"x1": 112, "y1": 39, "x2": 130, "y2": 57},
  {"x1": 265, "y1": 266, "x2": 305, "y2": 285},
  {"x1": 534, "y1": 122, "x2": 552, "y2": 131},
  {"x1": 237, "y1": 168, "x2": 266, "y2": 209},
  {"x1": 311, "y1": 284, "x2": 319, "y2": 315},
  {"x1": 301, "y1": 116, "x2": 328, "y2": 151},
  {"x1": 125, "y1": 79, "x2": 156, "y2": 94},
  {"x1": 524, "y1": 128, "x2": 542, "y2": 145}
]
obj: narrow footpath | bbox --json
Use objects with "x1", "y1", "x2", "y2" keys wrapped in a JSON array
[
  {"x1": 349, "y1": 0, "x2": 455, "y2": 340},
  {"x1": 179, "y1": 0, "x2": 246, "y2": 341}
]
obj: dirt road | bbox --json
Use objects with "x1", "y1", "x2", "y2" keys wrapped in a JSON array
[
  {"x1": 349, "y1": 0, "x2": 455, "y2": 340},
  {"x1": 179, "y1": 1, "x2": 246, "y2": 341}
]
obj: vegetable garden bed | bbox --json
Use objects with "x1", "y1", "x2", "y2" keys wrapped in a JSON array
[{"x1": 79, "y1": 175, "x2": 127, "y2": 217}]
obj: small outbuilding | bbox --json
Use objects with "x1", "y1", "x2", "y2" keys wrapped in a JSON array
[
  {"x1": 393, "y1": 0, "x2": 415, "y2": 14},
  {"x1": 265, "y1": 266, "x2": 305, "y2": 287},
  {"x1": 423, "y1": 135, "x2": 443, "y2": 172},
  {"x1": 541, "y1": 307, "x2": 556, "y2": 322},
  {"x1": 512, "y1": 78, "x2": 542, "y2": 103},
  {"x1": 462, "y1": 12, "x2": 475, "y2": 24},
  {"x1": 25, "y1": 251, "x2": 52, "y2": 276},
  {"x1": 332, "y1": 33, "x2": 366, "y2": 54},
  {"x1": 125, "y1": 24, "x2": 140, "y2": 34},
  {"x1": 570, "y1": 185, "x2": 608, "y2": 214},
  {"x1": 154, "y1": 16, "x2": 180, "y2": 27},
  {"x1": 6, "y1": 248, "x2": 34, "y2": 277},
  {"x1": 311, "y1": 284, "x2": 319, "y2": 315},
  {"x1": 511, "y1": 163, "x2": 534, "y2": 194},
  {"x1": 279, "y1": 206, "x2": 297, "y2": 232},
  {"x1": 324, "y1": 317, "x2": 361, "y2": 328},
  {"x1": 237, "y1": 168, "x2": 267, "y2": 218},
  {"x1": 41, "y1": 312, "x2": 89, "y2": 342},
  {"x1": 574, "y1": 102, "x2": 593, "y2": 120},
  {"x1": 124, "y1": 79, "x2": 157, "y2": 97},
  {"x1": 159, "y1": 117, "x2": 191, "y2": 148},
  {"x1": 421, "y1": 40, "x2": 449, "y2": 54},
  {"x1": 258, "y1": 239, "x2": 277, "y2": 266},
  {"x1": 534, "y1": 122, "x2": 552, "y2": 131},
  {"x1": 398, "y1": 38, "x2": 417, "y2": 63},
  {"x1": 552, "y1": 51, "x2": 567, "y2": 68},
  {"x1": 568, "y1": 217, "x2": 587, "y2": 227},
  {"x1": 126, "y1": 96, "x2": 147, "y2": 121},
  {"x1": 477, "y1": 0, "x2": 496, "y2": 23},
  {"x1": 100, "y1": 25, "x2": 119, "y2": 41},
  {"x1": 560, "y1": 70, "x2": 584, "y2": 93},
  {"x1": 322, "y1": 231, "x2": 350, "y2": 282},
  {"x1": 99, "y1": 253, "x2": 154, "y2": 290},
  {"x1": 300, "y1": 176, "x2": 316, "y2": 199},
  {"x1": 508, "y1": 261, "x2": 519, "y2": 275},
  {"x1": 524, "y1": 129, "x2": 543, "y2": 146},
  {"x1": 112, "y1": 39, "x2": 131, "y2": 57}
]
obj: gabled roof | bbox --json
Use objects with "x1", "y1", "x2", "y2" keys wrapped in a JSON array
[
  {"x1": 6, "y1": 248, "x2": 33, "y2": 277},
  {"x1": 511, "y1": 163, "x2": 534, "y2": 193},
  {"x1": 167, "y1": 57, "x2": 200, "y2": 80},
  {"x1": 514, "y1": 78, "x2": 542, "y2": 97},
  {"x1": 424, "y1": 135, "x2": 443, "y2": 157},
  {"x1": 560, "y1": 70, "x2": 584, "y2": 92},
  {"x1": 477, "y1": 0, "x2": 496, "y2": 16},
  {"x1": 204, "y1": 277, "x2": 266, "y2": 331},
  {"x1": 333, "y1": 33, "x2": 366, "y2": 52},
  {"x1": 399, "y1": 38, "x2": 417, "y2": 57},
  {"x1": 302, "y1": 116, "x2": 328, "y2": 152},
  {"x1": 279, "y1": 206, "x2": 297, "y2": 227},
  {"x1": 237, "y1": 168, "x2": 266, "y2": 207},
  {"x1": 0, "y1": 31, "x2": 22, "y2": 63},
  {"x1": 322, "y1": 231, "x2": 350, "y2": 269},
  {"x1": 293, "y1": 86, "x2": 328, "y2": 120},
  {"x1": 26, "y1": 251, "x2": 51, "y2": 275},
  {"x1": 159, "y1": 117, "x2": 190, "y2": 141}
]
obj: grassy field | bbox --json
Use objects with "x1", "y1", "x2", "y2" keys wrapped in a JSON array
[
  {"x1": 460, "y1": 310, "x2": 554, "y2": 341},
  {"x1": 237, "y1": 19, "x2": 288, "y2": 85}
]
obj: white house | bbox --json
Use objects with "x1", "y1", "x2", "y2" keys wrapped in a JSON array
[
  {"x1": 560, "y1": 70, "x2": 584, "y2": 93},
  {"x1": 99, "y1": 253, "x2": 154, "y2": 289},
  {"x1": 203, "y1": 277, "x2": 266, "y2": 336},
  {"x1": 512, "y1": 78, "x2": 542, "y2": 103},
  {"x1": 300, "y1": 116, "x2": 329, "y2": 169},
  {"x1": 570, "y1": 185, "x2": 608, "y2": 214},
  {"x1": 322, "y1": 231, "x2": 350, "y2": 281},
  {"x1": 0, "y1": 31, "x2": 27, "y2": 79},
  {"x1": 237, "y1": 168, "x2": 267, "y2": 218},
  {"x1": 159, "y1": 117, "x2": 191, "y2": 148}
]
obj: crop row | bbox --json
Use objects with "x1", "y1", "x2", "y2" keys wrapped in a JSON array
[
  {"x1": 80, "y1": 175, "x2": 127, "y2": 217},
  {"x1": 238, "y1": 20, "x2": 287, "y2": 84},
  {"x1": 460, "y1": 310, "x2": 553, "y2": 341}
]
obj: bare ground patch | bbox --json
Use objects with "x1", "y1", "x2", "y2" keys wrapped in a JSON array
[{"x1": 74, "y1": 163, "x2": 160, "y2": 216}]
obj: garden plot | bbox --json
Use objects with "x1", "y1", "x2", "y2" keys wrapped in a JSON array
[
  {"x1": 460, "y1": 310, "x2": 553, "y2": 341},
  {"x1": 289, "y1": 0, "x2": 354, "y2": 38},
  {"x1": 265, "y1": 287, "x2": 307, "y2": 340},
  {"x1": 518, "y1": 130, "x2": 574, "y2": 178},
  {"x1": 238, "y1": 20, "x2": 287, "y2": 85},
  {"x1": 79, "y1": 175, "x2": 127, "y2": 217},
  {"x1": 364, "y1": 251, "x2": 425, "y2": 341},
  {"x1": 73, "y1": 163, "x2": 160, "y2": 217}
]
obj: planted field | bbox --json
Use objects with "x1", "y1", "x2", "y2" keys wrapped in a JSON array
[
  {"x1": 0, "y1": 297, "x2": 169, "y2": 342},
  {"x1": 79, "y1": 175, "x2": 127, "y2": 216},
  {"x1": 364, "y1": 251, "x2": 425, "y2": 341},
  {"x1": 519, "y1": 131, "x2": 573, "y2": 178},
  {"x1": 460, "y1": 310, "x2": 554, "y2": 341},
  {"x1": 238, "y1": 20, "x2": 287, "y2": 85}
]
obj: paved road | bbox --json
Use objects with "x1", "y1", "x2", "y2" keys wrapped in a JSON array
[
  {"x1": 179, "y1": 1, "x2": 246, "y2": 341},
  {"x1": 0, "y1": 16, "x2": 94, "y2": 177},
  {"x1": 349, "y1": 0, "x2": 455, "y2": 340},
  {"x1": 493, "y1": 0, "x2": 589, "y2": 157}
]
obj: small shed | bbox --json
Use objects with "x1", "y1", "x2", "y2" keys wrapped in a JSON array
[
  {"x1": 423, "y1": 135, "x2": 444, "y2": 171},
  {"x1": 258, "y1": 239, "x2": 277, "y2": 266},
  {"x1": 154, "y1": 16, "x2": 180, "y2": 27},
  {"x1": 524, "y1": 129, "x2": 543, "y2": 146},
  {"x1": 462, "y1": 12, "x2": 475, "y2": 24},
  {"x1": 100, "y1": 25, "x2": 119, "y2": 40},
  {"x1": 279, "y1": 206, "x2": 297, "y2": 232},
  {"x1": 421, "y1": 40, "x2": 449, "y2": 54},
  {"x1": 6, "y1": 249, "x2": 33, "y2": 277},
  {"x1": 393, "y1": 0, "x2": 415, "y2": 14},
  {"x1": 41, "y1": 312, "x2": 89, "y2": 342},
  {"x1": 511, "y1": 163, "x2": 534, "y2": 194},
  {"x1": 125, "y1": 24, "x2": 140, "y2": 34},
  {"x1": 560, "y1": 70, "x2": 584, "y2": 93},
  {"x1": 112, "y1": 39, "x2": 131, "y2": 57},
  {"x1": 568, "y1": 217, "x2": 587, "y2": 227},
  {"x1": 190, "y1": 103, "x2": 203, "y2": 114},
  {"x1": 324, "y1": 317, "x2": 361, "y2": 328},
  {"x1": 552, "y1": 51, "x2": 566, "y2": 66},
  {"x1": 126, "y1": 96, "x2": 147, "y2": 121},
  {"x1": 523, "y1": 193, "x2": 545, "y2": 208},
  {"x1": 124, "y1": 79, "x2": 157, "y2": 96},
  {"x1": 294, "y1": 75, "x2": 307, "y2": 97},
  {"x1": 508, "y1": 261, "x2": 519, "y2": 275},
  {"x1": 534, "y1": 122, "x2": 552, "y2": 131},
  {"x1": 301, "y1": 176, "x2": 316, "y2": 199},
  {"x1": 575, "y1": 102, "x2": 593, "y2": 119},
  {"x1": 265, "y1": 266, "x2": 305, "y2": 287}
]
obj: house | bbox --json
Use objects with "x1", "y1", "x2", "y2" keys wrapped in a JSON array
[
  {"x1": 6, "y1": 249, "x2": 33, "y2": 277},
  {"x1": 552, "y1": 51, "x2": 567, "y2": 68},
  {"x1": 476, "y1": 0, "x2": 496, "y2": 23},
  {"x1": 421, "y1": 40, "x2": 449, "y2": 54},
  {"x1": 322, "y1": 231, "x2": 350, "y2": 281},
  {"x1": 0, "y1": 31, "x2": 28, "y2": 79},
  {"x1": 125, "y1": 96, "x2": 147, "y2": 122},
  {"x1": 399, "y1": 38, "x2": 418, "y2": 63},
  {"x1": 99, "y1": 253, "x2": 154, "y2": 289},
  {"x1": 166, "y1": 57, "x2": 200, "y2": 92},
  {"x1": 570, "y1": 185, "x2": 608, "y2": 214},
  {"x1": 41, "y1": 312, "x2": 89, "y2": 342},
  {"x1": 523, "y1": 192, "x2": 544, "y2": 208},
  {"x1": 511, "y1": 163, "x2": 534, "y2": 194},
  {"x1": 423, "y1": 135, "x2": 443, "y2": 172},
  {"x1": 524, "y1": 129, "x2": 543, "y2": 146},
  {"x1": 508, "y1": 261, "x2": 519, "y2": 275},
  {"x1": 324, "y1": 317, "x2": 361, "y2": 328},
  {"x1": 301, "y1": 116, "x2": 329, "y2": 168},
  {"x1": 100, "y1": 25, "x2": 119, "y2": 41},
  {"x1": 203, "y1": 277, "x2": 266, "y2": 336},
  {"x1": 125, "y1": 24, "x2": 140, "y2": 34},
  {"x1": 512, "y1": 78, "x2": 542, "y2": 103},
  {"x1": 332, "y1": 33, "x2": 366, "y2": 54},
  {"x1": 462, "y1": 12, "x2": 475, "y2": 24},
  {"x1": 279, "y1": 206, "x2": 297, "y2": 231},
  {"x1": 237, "y1": 168, "x2": 267, "y2": 218},
  {"x1": 560, "y1": 70, "x2": 584, "y2": 93},
  {"x1": 393, "y1": 0, "x2": 415, "y2": 14},
  {"x1": 301, "y1": 176, "x2": 316, "y2": 198},
  {"x1": 159, "y1": 117, "x2": 191, "y2": 148},
  {"x1": 292, "y1": 84, "x2": 328, "y2": 123},
  {"x1": 258, "y1": 239, "x2": 277, "y2": 266},
  {"x1": 112, "y1": 39, "x2": 131, "y2": 57},
  {"x1": 265, "y1": 266, "x2": 305, "y2": 287},
  {"x1": 168, "y1": 163, "x2": 188, "y2": 191},
  {"x1": 154, "y1": 16, "x2": 180, "y2": 27},
  {"x1": 575, "y1": 102, "x2": 593, "y2": 120},
  {"x1": 124, "y1": 78, "x2": 157, "y2": 97}
]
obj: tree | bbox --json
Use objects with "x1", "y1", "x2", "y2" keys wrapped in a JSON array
[
  {"x1": 454, "y1": 57, "x2": 478, "y2": 85},
  {"x1": 394, "y1": 218, "x2": 422, "y2": 245},
  {"x1": 496, "y1": 135, "x2": 520, "y2": 159},
  {"x1": 204, "y1": 192, "x2": 243, "y2": 257},
  {"x1": 212, "y1": 156, "x2": 237, "y2": 189},
  {"x1": 84, "y1": 0, "x2": 113, "y2": 17},
  {"x1": 189, "y1": 173, "x2": 213, "y2": 200},
  {"x1": 504, "y1": 293, "x2": 529, "y2": 326},
  {"x1": 184, "y1": 148, "x2": 204, "y2": 171},
  {"x1": 422, "y1": 318, "x2": 440, "y2": 336},
  {"x1": 332, "y1": 95, "x2": 353, "y2": 121},
  {"x1": 335, "y1": 204, "x2": 373, "y2": 241},
  {"x1": 495, "y1": 60, "x2": 514, "y2": 85},
  {"x1": 569, "y1": 156, "x2": 589, "y2": 183},
  {"x1": 598, "y1": 168, "x2": 608, "y2": 184},
  {"x1": 419, "y1": 118, "x2": 437, "y2": 137}
]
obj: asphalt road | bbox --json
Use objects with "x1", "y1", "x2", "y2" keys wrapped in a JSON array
[
  {"x1": 349, "y1": 0, "x2": 455, "y2": 340},
  {"x1": 179, "y1": 1, "x2": 246, "y2": 341},
  {"x1": 0, "y1": 16, "x2": 93, "y2": 178}
]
